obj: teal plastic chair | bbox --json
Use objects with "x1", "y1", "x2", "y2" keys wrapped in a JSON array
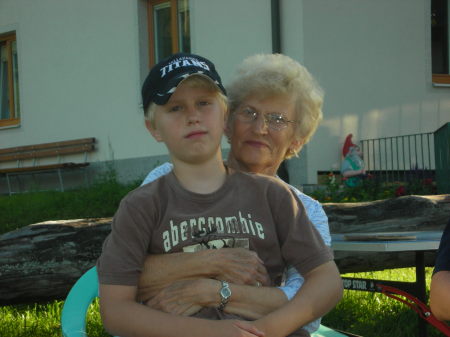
[
  {"x1": 61, "y1": 266, "x2": 99, "y2": 337},
  {"x1": 61, "y1": 266, "x2": 348, "y2": 337}
]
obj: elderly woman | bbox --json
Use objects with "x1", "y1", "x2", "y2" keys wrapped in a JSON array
[{"x1": 138, "y1": 54, "x2": 338, "y2": 337}]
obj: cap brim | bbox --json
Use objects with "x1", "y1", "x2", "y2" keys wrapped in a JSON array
[{"x1": 153, "y1": 71, "x2": 225, "y2": 105}]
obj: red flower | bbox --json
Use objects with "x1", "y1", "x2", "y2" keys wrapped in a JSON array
[
  {"x1": 395, "y1": 186, "x2": 406, "y2": 197},
  {"x1": 423, "y1": 178, "x2": 433, "y2": 185}
]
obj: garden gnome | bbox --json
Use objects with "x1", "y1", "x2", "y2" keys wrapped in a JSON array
[{"x1": 340, "y1": 134, "x2": 365, "y2": 187}]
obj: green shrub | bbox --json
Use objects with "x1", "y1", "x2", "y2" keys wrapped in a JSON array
[
  {"x1": 0, "y1": 172, "x2": 139, "y2": 235},
  {"x1": 309, "y1": 172, "x2": 437, "y2": 203}
]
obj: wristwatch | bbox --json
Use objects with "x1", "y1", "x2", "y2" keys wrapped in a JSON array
[{"x1": 218, "y1": 280, "x2": 231, "y2": 311}]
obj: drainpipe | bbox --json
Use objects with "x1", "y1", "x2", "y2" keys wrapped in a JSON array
[
  {"x1": 271, "y1": 0, "x2": 281, "y2": 53},
  {"x1": 272, "y1": 0, "x2": 291, "y2": 182}
]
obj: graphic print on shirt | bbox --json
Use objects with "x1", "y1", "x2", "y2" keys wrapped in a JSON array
[{"x1": 162, "y1": 210, "x2": 265, "y2": 252}]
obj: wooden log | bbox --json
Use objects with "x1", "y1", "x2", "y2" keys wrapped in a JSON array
[
  {"x1": 0, "y1": 218, "x2": 111, "y2": 305},
  {"x1": 328, "y1": 194, "x2": 450, "y2": 274},
  {"x1": 0, "y1": 195, "x2": 449, "y2": 305},
  {"x1": 325, "y1": 194, "x2": 450, "y2": 233}
]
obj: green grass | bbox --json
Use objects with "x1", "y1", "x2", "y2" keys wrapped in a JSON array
[
  {"x1": 322, "y1": 268, "x2": 444, "y2": 337},
  {"x1": 0, "y1": 299, "x2": 108, "y2": 337},
  {"x1": 0, "y1": 268, "x2": 445, "y2": 337}
]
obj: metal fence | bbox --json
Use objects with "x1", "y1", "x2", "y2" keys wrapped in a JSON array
[{"x1": 360, "y1": 133, "x2": 435, "y2": 183}]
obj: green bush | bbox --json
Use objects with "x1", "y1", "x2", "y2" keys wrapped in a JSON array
[
  {"x1": 310, "y1": 172, "x2": 437, "y2": 203},
  {"x1": 0, "y1": 172, "x2": 140, "y2": 235}
]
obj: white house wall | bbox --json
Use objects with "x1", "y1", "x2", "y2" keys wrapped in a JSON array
[
  {"x1": 283, "y1": 0, "x2": 450, "y2": 183},
  {"x1": 0, "y1": 0, "x2": 449, "y2": 189},
  {"x1": 190, "y1": 0, "x2": 272, "y2": 84},
  {"x1": 0, "y1": 0, "x2": 164, "y2": 177}
]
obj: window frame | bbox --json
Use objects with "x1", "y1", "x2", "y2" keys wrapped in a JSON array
[
  {"x1": 147, "y1": 0, "x2": 179, "y2": 66},
  {"x1": 432, "y1": 0, "x2": 450, "y2": 85},
  {"x1": 0, "y1": 32, "x2": 20, "y2": 128}
]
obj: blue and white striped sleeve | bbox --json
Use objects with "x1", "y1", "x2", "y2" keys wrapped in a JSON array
[
  {"x1": 141, "y1": 162, "x2": 173, "y2": 186},
  {"x1": 276, "y1": 184, "x2": 331, "y2": 334}
]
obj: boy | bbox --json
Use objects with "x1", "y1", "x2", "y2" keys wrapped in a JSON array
[{"x1": 97, "y1": 53, "x2": 340, "y2": 337}]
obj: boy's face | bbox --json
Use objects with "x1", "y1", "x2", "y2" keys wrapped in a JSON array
[{"x1": 146, "y1": 80, "x2": 226, "y2": 165}]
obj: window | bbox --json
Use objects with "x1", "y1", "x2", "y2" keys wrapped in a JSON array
[
  {"x1": 432, "y1": 0, "x2": 450, "y2": 85},
  {"x1": 148, "y1": 0, "x2": 190, "y2": 66},
  {"x1": 0, "y1": 32, "x2": 20, "y2": 127}
]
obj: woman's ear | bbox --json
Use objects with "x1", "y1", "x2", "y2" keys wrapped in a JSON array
[
  {"x1": 145, "y1": 119, "x2": 163, "y2": 142},
  {"x1": 290, "y1": 138, "x2": 305, "y2": 155}
]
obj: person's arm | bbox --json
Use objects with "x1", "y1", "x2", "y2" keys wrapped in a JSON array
[
  {"x1": 146, "y1": 278, "x2": 288, "y2": 319},
  {"x1": 99, "y1": 284, "x2": 266, "y2": 337},
  {"x1": 137, "y1": 248, "x2": 270, "y2": 302},
  {"x1": 429, "y1": 220, "x2": 450, "y2": 321},
  {"x1": 429, "y1": 270, "x2": 450, "y2": 321},
  {"x1": 253, "y1": 261, "x2": 343, "y2": 337}
]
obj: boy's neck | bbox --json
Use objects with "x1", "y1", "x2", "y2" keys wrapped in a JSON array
[{"x1": 171, "y1": 153, "x2": 228, "y2": 194}]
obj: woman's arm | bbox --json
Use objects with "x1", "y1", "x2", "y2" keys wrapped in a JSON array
[
  {"x1": 137, "y1": 248, "x2": 270, "y2": 302},
  {"x1": 146, "y1": 278, "x2": 288, "y2": 319}
]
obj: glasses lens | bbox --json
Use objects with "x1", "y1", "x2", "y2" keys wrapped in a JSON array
[
  {"x1": 266, "y1": 113, "x2": 288, "y2": 131},
  {"x1": 237, "y1": 107, "x2": 257, "y2": 122}
]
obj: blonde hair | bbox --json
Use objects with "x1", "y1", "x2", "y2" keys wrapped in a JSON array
[
  {"x1": 227, "y1": 54, "x2": 324, "y2": 158},
  {"x1": 144, "y1": 75, "x2": 228, "y2": 127}
]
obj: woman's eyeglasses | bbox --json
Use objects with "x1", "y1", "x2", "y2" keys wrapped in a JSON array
[{"x1": 235, "y1": 106, "x2": 297, "y2": 131}]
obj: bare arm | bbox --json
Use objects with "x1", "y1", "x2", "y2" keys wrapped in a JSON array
[
  {"x1": 99, "y1": 283, "x2": 266, "y2": 337},
  {"x1": 137, "y1": 248, "x2": 270, "y2": 302},
  {"x1": 146, "y1": 278, "x2": 288, "y2": 319},
  {"x1": 429, "y1": 270, "x2": 450, "y2": 321},
  {"x1": 253, "y1": 261, "x2": 343, "y2": 337}
]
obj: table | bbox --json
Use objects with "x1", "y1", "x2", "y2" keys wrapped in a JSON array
[{"x1": 331, "y1": 231, "x2": 443, "y2": 337}]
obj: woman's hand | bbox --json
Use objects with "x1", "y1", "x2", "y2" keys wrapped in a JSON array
[
  {"x1": 210, "y1": 248, "x2": 270, "y2": 286},
  {"x1": 138, "y1": 248, "x2": 270, "y2": 302},
  {"x1": 145, "y1": 279, "x2": 219, "y2": 316}
]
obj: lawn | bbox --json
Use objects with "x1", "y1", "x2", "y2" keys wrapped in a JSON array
[
  {"x1": 0, "y1": 268, "x2": 444, "y2": 337},
  {"x1": 0, "y1": 175, "x2": 444, "y2": 336}
]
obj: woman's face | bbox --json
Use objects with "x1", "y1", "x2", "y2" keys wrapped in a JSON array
[{"x1": 226, "y1": 93, "x2": 302, "y2": 176}]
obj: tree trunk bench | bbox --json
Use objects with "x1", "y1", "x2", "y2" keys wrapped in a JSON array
[{"x1": 0, "y1": 194, "x2": 449, "y2": 305}]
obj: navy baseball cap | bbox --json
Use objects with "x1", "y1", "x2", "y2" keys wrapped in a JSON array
[{"x1": 141, "y1": 53, "x2": 226, "y2": 111}]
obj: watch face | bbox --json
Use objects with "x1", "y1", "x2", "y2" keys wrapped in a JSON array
[{"x1": 221, "y1": 287, "x2": 231, "y2": 298}]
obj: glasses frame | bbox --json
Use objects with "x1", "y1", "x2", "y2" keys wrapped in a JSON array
[{"x1": 234, "y1": 106, "x2": 297, "y2": 131}]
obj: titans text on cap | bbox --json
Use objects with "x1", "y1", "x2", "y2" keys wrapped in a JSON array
[{"x1": 159, "y1": 56, "x2": 211, "y2": 78}]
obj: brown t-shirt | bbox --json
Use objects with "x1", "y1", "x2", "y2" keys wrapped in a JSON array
[{"x1": 97, "y1": 169, "x2": 333, "y2": 336}]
